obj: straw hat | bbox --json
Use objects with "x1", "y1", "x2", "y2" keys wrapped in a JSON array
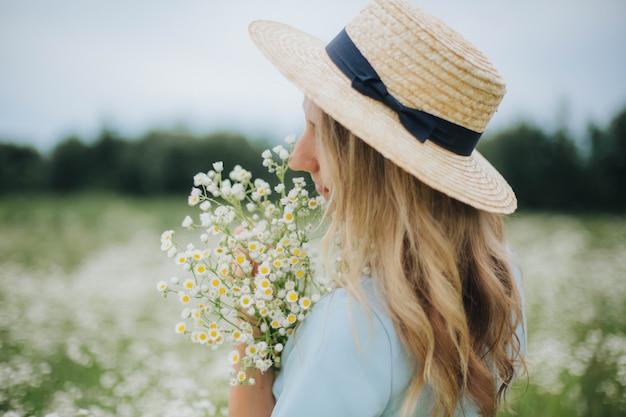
[{"x1": 249, "y1": 0, "x2": 516, "y2": 214}]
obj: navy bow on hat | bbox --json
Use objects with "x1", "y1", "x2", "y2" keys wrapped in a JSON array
[{"x1": 325, "y1": 29, "x2": 482, "y2": 157}]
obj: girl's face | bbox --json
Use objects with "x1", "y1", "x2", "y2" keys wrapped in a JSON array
[{"x1": 289, "y1": 97, "x2": 332, "y2": 200}]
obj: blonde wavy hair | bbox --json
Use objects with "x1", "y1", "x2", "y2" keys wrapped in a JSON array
[{"x1": 316, "y1": 111, "x2": 526, "y2": 417}]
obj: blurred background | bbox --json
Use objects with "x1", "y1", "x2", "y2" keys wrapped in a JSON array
[{"x1": 1, "y1": 0, "x2": 625, "y2": 416}]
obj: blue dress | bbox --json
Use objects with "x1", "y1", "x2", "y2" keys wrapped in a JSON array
[{"x1": 271, "y1": 274, "x2": 526, "y2": 417}]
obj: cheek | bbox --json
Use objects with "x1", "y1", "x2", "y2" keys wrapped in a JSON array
[{"x1": 317, "y1": 151, "x2": 334, "y2": 186}]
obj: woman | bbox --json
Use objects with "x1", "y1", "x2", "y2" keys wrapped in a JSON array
[{"x1": 230, "y1": 1, "x2": 526, "y2": 416}]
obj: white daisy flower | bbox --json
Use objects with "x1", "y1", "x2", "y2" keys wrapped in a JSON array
[
  {"x1": 285, "y1": 290, "x2": 298, "y2": 303},
  {"x1": 239, "y1": 295, "x2": 253, "y2": 309},
  {"x1": 228, "y1": 350, "x2": 240, "y2": 365},
  {"x1": 174, "y1": 322, "x2": 186, "y2": 334},
  {"x1": 213, "y1": 161, "x2": 224, "y2": 172},
  {"x1": 299, "y1": 296, "x2": 312, "y2": 310},
  {"x1": 199, "y1": 200, "x2": 212, "y2": 211}
]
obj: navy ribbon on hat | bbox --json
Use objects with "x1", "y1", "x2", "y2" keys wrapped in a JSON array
[{"x1": 325, "y1": 29, "x2": 481, "y2": 157}]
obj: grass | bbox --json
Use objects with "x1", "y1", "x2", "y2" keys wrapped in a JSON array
[
  {"x1": 1, "y1": 195, "x2": 625, "y2": 416},
  {"x1": 0, "y1": 193, "x2": 196, "y2": 272},
  {"x1": 502, "y1": 213, "x2": 626, "y2": 417}
]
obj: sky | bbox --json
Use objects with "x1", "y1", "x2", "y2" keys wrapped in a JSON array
[{"x1": 1, "y1": 0, "x2": 625, "y2": 151}]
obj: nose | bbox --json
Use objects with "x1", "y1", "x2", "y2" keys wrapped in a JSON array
[{"x1": 288, "y1": 127, "x2": 319, "y2": 174}]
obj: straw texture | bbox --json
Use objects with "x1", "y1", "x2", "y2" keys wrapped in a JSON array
[{"x1": 249, "y1": 0, "x2": 516, "y2": 213}]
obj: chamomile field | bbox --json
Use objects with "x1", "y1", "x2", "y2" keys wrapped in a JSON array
[{"x1": 1, "y1": 194, "x2": 625, "y2": 416}]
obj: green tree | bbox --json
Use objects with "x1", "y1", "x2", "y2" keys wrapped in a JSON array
[
  {"x1": 49, "y1": 136, "x2": 92, "y2": 192},
  {"x1": 89, "y1": 129, "x2": 129, "y2": 191},
  {"x1": 479, "y1": 123, "x2": 587, "y2": 211},
  {"x1": 588, "y1": 108, "x2": 626, "y2": 210},
  {"x1": 0, "y1": 143, "x2": 46, "y2": 193}
]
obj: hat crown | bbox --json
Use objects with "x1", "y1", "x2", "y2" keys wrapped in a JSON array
[{"x1": 346, "y1": 0, "x2": 506, "y2": 132}]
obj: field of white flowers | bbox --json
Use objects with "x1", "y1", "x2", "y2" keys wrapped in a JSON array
[{"x1": 1, "y1": 195, "x2": 625, "y2": 416}]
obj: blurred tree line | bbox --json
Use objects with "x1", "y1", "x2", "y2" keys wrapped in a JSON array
[
  {"x1": 1, "y1": 105, "x2": 625, "y2": 212},
  {"x1": 0, "y1": 130, "x2": 277, "y2": 197}
]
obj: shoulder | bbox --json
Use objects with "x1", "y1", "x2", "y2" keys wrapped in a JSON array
[
  {"x1": 272, "y1": 280, "x2": 411, "y2": 416},
  {"x1": 296, "y1": 279, "x2": 397, "y2": 354}
]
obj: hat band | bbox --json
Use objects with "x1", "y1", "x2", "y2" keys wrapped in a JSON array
[{"x1": 325, "y1": 29, "x2": 481, "y2": 157}]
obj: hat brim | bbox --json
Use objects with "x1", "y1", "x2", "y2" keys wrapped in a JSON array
[{"x1": 249, "y1": 20, "x2": 517, "y2": 214}]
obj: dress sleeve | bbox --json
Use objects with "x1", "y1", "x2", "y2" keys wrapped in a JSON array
[{"x1": 271, "y1": 288, "x2": 394, "y2": 417}]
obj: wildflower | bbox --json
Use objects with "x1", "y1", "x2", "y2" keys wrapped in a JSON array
[
  {"x1": 256, "y1": 277, "x2": 271, "y2": 290},
  {"x1": 236, "y1": 371, "x2": 247, "y2": 383},
  {"x1": 286, "y1": 314, "x2": 297, "y2": 325},
  {"x1": 299, "y1": 296, "x2": 312, "y2": 310},
  {"x1": 285, "y1": 290, "x2": 298, "y2": 303},
  {"x1": 161, "y1": 230, "x2": 174, "y2": 242},
  {"x1": 179, "y1": 292, "x2": 191, "y2": 304},
  {"x1": 208, "y1": 327, "x2": 221, "y2": 340},
  {"x1": 182, "y1": 215, "x2": 193, "y2": 228},
  {"x1": 182, "y1": 279, "x2": 195, "y2": 290},
  {"x1": 282, "y1": 211, "x2": 295, "y2": 223},
  {"x1": 194, "y1": 172, "x2": 211, "y2": 186},
  {"x1": 156, "y1": 281, "x2": 167, "y2": 292},
  {"x1": 200, "y1": 213, "x2": 212, "y2": 226},
  {"x1": 199, "y1": 200, "x2": 212, "y2": 211},
  {"x1": 175, "y1": 253, "x2": 187, "y2": 265},
  {"x1": 258, "y1": 263, "x2": 271, "y2": 276},
  {"x1": 239, "y1": 295, "x2": 253, "y2": 309},
  {"x1": 194, "y1": 263, "x2": 208, "y2": 276},
  {"x1": 175, "y1": 322, "x2": 186, "y2": 334},
  {"x1": 228, "y1": 350, "x2": 240, "y2": 365},
  {"x1": 232, "y1": 183, "x2": 246, "y2": 200},
  {"x1": 195, "y1": 331, "x2": 209, "y2": 344},
  {"x1": 213, "y1": 161, "x2": 224, "y2": 172},
  {"x1": 230, "y1": 165, "x2": 252, "y2": 182},
  {"x1": 188, "y1": 188, "x2": 202, "y2": 206},
  {"x1": 245, "y1": 345, "x2": 258, "y2": 356}
]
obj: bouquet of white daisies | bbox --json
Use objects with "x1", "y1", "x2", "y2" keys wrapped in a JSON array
[{"x1": 158, "y1": 135, "x2": 332, "y2": 386}]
